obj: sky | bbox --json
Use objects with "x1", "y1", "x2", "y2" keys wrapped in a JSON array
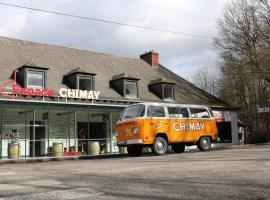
[{"x1": 0, "y1": 0, "x2": 226, "y2": 80}]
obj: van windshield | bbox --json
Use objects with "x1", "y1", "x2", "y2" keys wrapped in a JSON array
[{"x1": 121, "y1": 105, "x2": 145, "y2": 120}]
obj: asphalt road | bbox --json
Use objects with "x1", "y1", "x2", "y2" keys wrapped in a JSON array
[{"x1": 0, "y1": 145, "x2": 269, "y2": 200}]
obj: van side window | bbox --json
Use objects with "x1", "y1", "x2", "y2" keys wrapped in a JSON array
[
  {"x1": 190, "y1": 108, "x2": 210, "y2": 118},
  {"x1": 147, "y1": 106, "x2": 166, "y2": 117},
  {"x1": 208, "y1": 109, "x2": 214, "y2": 117},
  {"x1": 168, "y1": 107, "x2": 189, "y2": 118}
]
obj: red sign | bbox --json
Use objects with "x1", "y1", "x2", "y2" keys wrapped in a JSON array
[{"x1": 0, "y1": 80, "x2": 54, "y2": 98}]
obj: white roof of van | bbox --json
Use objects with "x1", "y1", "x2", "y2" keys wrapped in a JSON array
[{"x1": 134, "y1": 102, "x2": 211, "y2": 109}]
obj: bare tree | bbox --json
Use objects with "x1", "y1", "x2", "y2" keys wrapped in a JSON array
[
  {"x1": 215, "y1": 0, "x2": 270, "y2": 138},
  {"x1": 192, "y1": 67, "x2": 219, "y2": 96}
]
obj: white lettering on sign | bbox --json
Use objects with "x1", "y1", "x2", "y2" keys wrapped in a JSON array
[
  {"x1": 59, "y1": 88, "x2": 100, "y2": 100},
  {"x1": 258, "y1": 107, "x2": 269, "y2": 113},
  {"x1": 173, "y1": 122, "x2": 205, "y2": 131}
]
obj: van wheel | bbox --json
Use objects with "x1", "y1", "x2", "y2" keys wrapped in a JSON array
[
  {"x1": 152, "y1": 137, "x2": 168, "y2": 156},
  {"x1": 172, "y1": 143, "x2": 185, "y2": 153},
  {"x1": 127, "y1": 145, "x2": 143, "y2": 157},
  {"x1": 198, "y1": 136, "x2": 211, "y2": 151}
]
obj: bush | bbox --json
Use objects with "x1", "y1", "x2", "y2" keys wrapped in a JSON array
[{"x1": 247, "y1": 133, "x2": 267, "y2": 144}]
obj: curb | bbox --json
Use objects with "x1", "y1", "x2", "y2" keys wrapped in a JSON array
[
  {"x1": 0, "y1": 153, "x2": 128, "y2": 164},
  {"x1": 1, "y1": 143, "x2": 269, "y2": 164}
]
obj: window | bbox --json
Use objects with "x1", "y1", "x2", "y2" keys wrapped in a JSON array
[
  {"x1": 208, "y1": 109, "x2": 214, "y2": 118},
  {"x1": 149, "y1": 82, "x2": 175, "y2": 101},
  {"x1": 121, "y1": 105, "x2": 145, "y2": 120},
  {"x1": 190, "y1": 108, "x2": 210, "y2": 118},
  {"x1": 77, "y1": 75, "x2": 94, "y2": 90},
  {"x1": 124, "y1": 81, "x2": 138, "y2": 98},
  {"x1": 27, "y1": 70, "x2": 45, "y2": 89},
  {"x1": 168, "y1": 107, "x2": 189, "y2": 118},
  {"x1": 147, "y1": 106, "x2": 166, "y2": 117},
  {"x1": 163, "y1": 84, "x2": 175, "y2": 101}
]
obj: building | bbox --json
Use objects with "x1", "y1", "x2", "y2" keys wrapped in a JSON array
[{"x1": 0, "y1": 36, "x2": 238, "y2": 159}]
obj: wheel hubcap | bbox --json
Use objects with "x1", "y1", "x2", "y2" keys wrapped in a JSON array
[
  {"x1": 201, "y1": 138, "x2": 209, "y2": 149},
  {"x1": 156, "y1": 140, "x2": 166, "y2": 153}
]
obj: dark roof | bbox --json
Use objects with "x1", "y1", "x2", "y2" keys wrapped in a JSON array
[
  {"x1": 0, "y1": 36, "x2": 235, "y2": 108},
  {"x1": 111, "y1": 72, "x2": 140, "y2": 81},
  {"x1": 149, "y1": 77, "x2": 175, "y2": 85},
  {"x1": 66, "y1": 67, "x2": 97, "y2": 76}
]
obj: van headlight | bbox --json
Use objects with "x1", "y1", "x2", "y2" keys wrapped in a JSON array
[{"x1": 132, "y1": 127, "x2": 139, "y2": 134}]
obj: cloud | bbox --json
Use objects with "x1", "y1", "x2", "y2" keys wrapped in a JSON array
[{"x1": 0, "y1": 0, "x2": 226, "y2": 79}]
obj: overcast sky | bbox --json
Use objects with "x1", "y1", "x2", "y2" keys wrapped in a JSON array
[{"x1": 0, "y1": 0, "x2": 227, "y2": 80}]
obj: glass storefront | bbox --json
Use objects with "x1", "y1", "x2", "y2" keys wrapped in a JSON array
[{"x1": 0, "y1": 101, "x2": 123, "y2": 159}]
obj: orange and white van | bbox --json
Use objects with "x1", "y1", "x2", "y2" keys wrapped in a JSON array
[{"x1": 116, "y1": 102, "x2": 219, "y2": 156}]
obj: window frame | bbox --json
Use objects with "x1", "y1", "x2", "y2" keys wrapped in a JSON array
[
  {"x1": 76, "y1": 74, "x2": 95, "y2": 91},
  {"x1": 188, "y1": 107, "x2": 212, "y2": 119},
  {"x1": 26, "y1": 69, "x2": 46, "y2": 89},
  {"x1": 120, "y1": 104, "x2": 146, "y2": 121},
  {"x1": 162, "y1": 84, "x2": 175, "y2": 101},
  {"x1": 147, "y1": 106, "x2": 166, "y2": 118},
  {"x1": 123, "y1": 80, "x2": 138, "y2": 99},
  {"x1": 167, "y1": 106, "x2": 189, "y2": 119}
]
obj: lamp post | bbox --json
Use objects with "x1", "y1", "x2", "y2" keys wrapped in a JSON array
[{"x1": 13, "y1": 69, "x2": 18, "y2": 82}]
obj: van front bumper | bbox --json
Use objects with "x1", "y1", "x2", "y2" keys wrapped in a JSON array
[{"x1": 117, "y1": 139, "x2": 143, "y2": 146}]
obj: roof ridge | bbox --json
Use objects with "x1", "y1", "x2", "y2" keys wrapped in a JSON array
[{"x1": 0, "y1": 35, "x2": 143, "y2": 62}]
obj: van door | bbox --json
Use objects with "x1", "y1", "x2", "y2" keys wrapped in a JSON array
[
  {"x1": 167, "y1": 107, "x2": 190, "y2": 142},
  {"x1": 144, "y1": 106, "x2": 169, "y2": 143}
]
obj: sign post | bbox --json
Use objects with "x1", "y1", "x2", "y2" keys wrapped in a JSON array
[{"x1": 258, "y1": 107, "x2": 270, "y2": 142}]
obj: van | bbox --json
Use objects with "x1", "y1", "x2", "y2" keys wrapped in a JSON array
[{"x1": 116, "y1": 102, "x2": 218, "y2": 156}]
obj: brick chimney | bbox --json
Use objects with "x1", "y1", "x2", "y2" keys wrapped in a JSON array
[{"x1": 140, "y1": 50, "x2": 159, "y2": 68}]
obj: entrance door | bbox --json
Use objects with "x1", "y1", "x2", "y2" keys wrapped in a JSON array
[
  {"x1": 77, "y1": 122, "x2": 106, "y2": 154},
  {"x1": 89, "y1": 122, "x2": 106, "y2": 153},
  {"x1": 216, "y1": 122, "x2": 232, "y2": 143},
  {"x1": 30, "y1": 121, "x2": 45, "y2": 157}
]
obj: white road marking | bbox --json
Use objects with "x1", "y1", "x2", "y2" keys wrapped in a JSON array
[
  {"x1": 102, "y1": 166, "x2": 148, "y2": 173},
  {"x1": 24, "y1": 180, "x2": 63, "y2": 187},
  {"x1": 0, "y1": 172, "x2": 16, "y2": 176},
  {"x1": 0, "y1": 188, "x2": 104, "y2": 200},
  {"x1": 0, "y1": 184, "x2": 29, "y2": 191}
]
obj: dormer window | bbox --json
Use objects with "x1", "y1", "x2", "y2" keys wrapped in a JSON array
[
  {"x1": 15, "y1": 63, "x2": 48, "y2": 89},
  {"x1": 110, "y1": 73, "x2": 140, "y2": 99},
  {"x1": 163, "y1": 84, "x2": 175, "y2": 101},
  {"x1": 27, "y1": 70, "x2": 45, "y2": 89},
  {"x1": 124, "y1": 80, "x2": 138, "y2": 98},
  {"x1": 63, "y1": 68, "x2": 96, "y2": 91},
  {"x1": 77, "y1": 75, "x2": 94, "y2": 90},
  {"x1": 149, "y1": 78, "x2": 175, "y2": 101}
]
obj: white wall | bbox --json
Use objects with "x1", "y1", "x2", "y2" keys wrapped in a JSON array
[{"x1": 224, "y1": 111, "x2": 239, "y2": 144}]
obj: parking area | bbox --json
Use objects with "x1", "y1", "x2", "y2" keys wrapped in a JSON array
[{"x1": 0, "y1": 145, "x2": 269, "y2": 200}]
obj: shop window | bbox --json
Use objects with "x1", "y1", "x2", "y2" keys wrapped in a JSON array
[
  {"x1": 147, "y1": 106, "x2": 166, "y2": 117},
  {"x1": 26, "y1": 70, "x2": 45, "y2": 89},
  {"x1": 168, "y1": 107, "x2": 189, "y2": 118},
  {"x1": 190, "y1": 108, "x2": 210, "y2": 118},
  {"x1": 124, "y1": 80, "x2": 138, "y2": 98},
  {"x1": 77, "y1": 75, "x2": 94, "y2": 90}
]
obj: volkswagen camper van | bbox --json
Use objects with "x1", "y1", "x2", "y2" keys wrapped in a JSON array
[{"x1": 116, "y1": 102, "x2": 218, "y2": 156}]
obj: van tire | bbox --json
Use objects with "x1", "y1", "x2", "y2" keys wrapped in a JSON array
[
  {"x1": 172, "y1": 143, "x2": 185, "y2": 153},
  {"x1": 152, "y1": 137, "x2": 168, "y2": 156},
  {"x1": 198, "y1": 136, "x2": 211, "y2": 151},
  {"x1": 127, "y1": 145, "x2": 143, "y2": 157}
]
